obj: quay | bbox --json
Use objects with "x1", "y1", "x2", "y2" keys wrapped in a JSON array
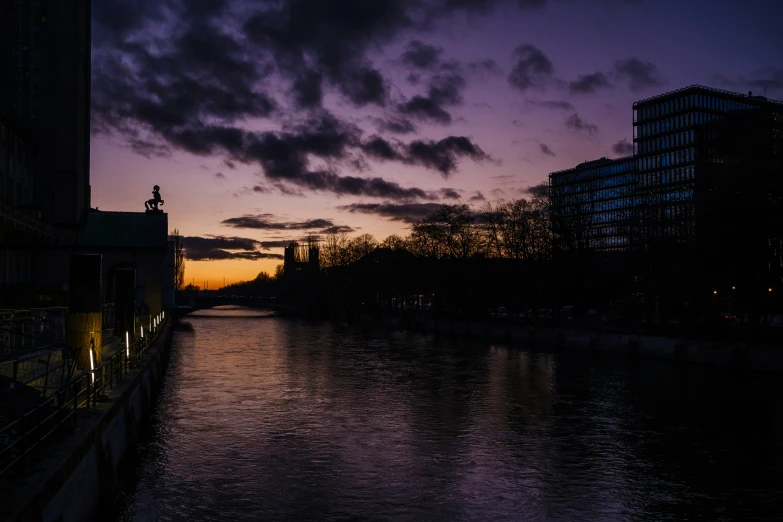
[
  {"x1": 0, "y1": 317, "x2": 173, "y2": 522},
  {"x1": 358, "y1": 312, "x2": 783, "y2": 373}
]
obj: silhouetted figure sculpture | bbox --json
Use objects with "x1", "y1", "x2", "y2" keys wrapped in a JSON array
[{"x1": 145, "y1": 185, "x2": 164, "y2": 212}]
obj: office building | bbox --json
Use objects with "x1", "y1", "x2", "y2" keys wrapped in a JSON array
[
  {"x1": 550, "y1": 156, "x2": 636, "y2": 252},
  {"x1": 550, "y1": 85, "x2": 783, "y2": 312},
  {"x1": 0, "y1": 0, "x2": 92, "y2": 228}
]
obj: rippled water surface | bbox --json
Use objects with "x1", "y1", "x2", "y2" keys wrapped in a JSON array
[{"x1": 113, "y1": 307, "x2": 783, "y2": 521}]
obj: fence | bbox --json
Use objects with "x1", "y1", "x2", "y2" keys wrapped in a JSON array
[
  {"x1": 0, "y1": 315, "x2": 168, "y2": 478},
  {"x1": 0, "y1": 308, "x2": 68, "y2": 358}
]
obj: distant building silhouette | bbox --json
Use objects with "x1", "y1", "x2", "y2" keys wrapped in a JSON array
[{"x1": 284, "y1": 237, "x2": 321, "y2": 279}]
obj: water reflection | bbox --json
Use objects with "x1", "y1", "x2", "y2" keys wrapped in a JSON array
[{"x1": 113, "y1": 309, "x2": 783, "y2": 521}]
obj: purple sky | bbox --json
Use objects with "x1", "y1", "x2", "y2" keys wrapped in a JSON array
[{"x1": 89, "y1": 0, "x2": 783, "y2": 285}]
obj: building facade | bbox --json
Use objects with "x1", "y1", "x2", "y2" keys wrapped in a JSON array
[
  {"x1": 550, "y1": 85, "x2": 783, "y2": 315},
  {"x1": 0, "y1": 0, "x2": 92, "y2": 227},
  {"x1": 550, "y1": 156, "x2": 636, "y2": 252},
  {"x1": 0, "y1": 111, "x2": 48, "y2": 288}
]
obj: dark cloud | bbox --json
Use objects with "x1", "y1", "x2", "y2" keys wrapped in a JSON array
[
  {"x1": 159, "y1": 113, "x2": 443, "y2": 200},
  {"x1": 405, "y1": 136, "x2": 490, "y2": 176},
  {"x1": 443, "y1": 0, "x2": 547, "y2": 12},
  {"x1": 224, "y1": 159, "x2": 237, "y2": 170},
  {"x1": 521, "y1": 182, "x2": 548, "y2": 198},
  {"x1": 292, "y1": 70, "x2": 324, "y2": 108},
  {"x1": 401, "y1": 40, "x2": 443, "y2": 69},
  {"x1": 181, "y1": 235, "x2": 285, "y2": 261},
  {"x1": 187, "y1": 249, "x2": 284, "y2": 261},
  {"x1": 362, "y1": 136, "x2": 405, "y2": 161},
  {"x1": 747, "y1": 67, "x2": 783, "y2": 91},
  {"x1": 508, "y1": 44, "x2": 554, "y2": 92},
  {"x1": 614, "y1": 57, "x2": 663, "y2": 91},
  {"x1": 491, "y1": 188, "x2": 508, "y2": 198},
  {"x1": 215, "y1": 172, "x2": 227, "y2": 179},
  {"x1": 565, "y1": 113, "x2": 599, "y2": 135},
  {"x1": 466, "y1": 59, "x2": 503, "y2": 77},
  {"x1": 129, "y1": 138, "x2": 171, "y2": 159},
  {"x1": 338, "y1": 202, "x2": 443, "y2": 223},
  {"x1": 569, "y1": 72, "x2": 612, "y2": 94},
  {"x1": 374, "y1": 117, "x2": 417, "y2": 135},
  {"x1": 273, "y1": 183, "x2": 306, "y2": 197},
  {"x1": 92, "y1": 0, "x2": 500, "y2": 199},
  {"x1": 398, "y1": 95, "x2": 454, "y2": 124},
  {"x1": 240, "y1": 0, "x2": 418, "y2": 107},
  {"x1": 221, "y1": 215, "x2": 336, "y2": 230},
  {"x1": 319, "y1": 174, "x2": 437, "y2": 199},
  {"x1": 184, "y1": 235, "x2": 259, "y2": 252},
  {"x1": 539, "y1": 143, "x2": 556, "y2": 157},
  {"x1": 440, "y1": 188, "x2": 462, "y2": 200},
  {"x1": 713, "y1": 68, "x2": 783, "y2": 94},
  {"x1": 528, "y1": 100, "x2": 576, "y2": 111},
  {"x1": 398, "y1": 73, "x2": 467, "y2": 124},
  {"x1": 259, "y1": 240, "x2": 294, "y2": 249},
  {"x1": 362, "y1": 136, "x2": 490, "y2": 177},
  {"x1": 92, "y1": 21, "x2": 277, "y2": 137},
  {"x1": 468, "y1": 191, "x2": 486, "y2": 201},
  {"x1": 611, "y1": 139, "x2": 634, "y2": 155},
  {"x1": 320, "y1": 225, "x2": 356, "y2": 234}
]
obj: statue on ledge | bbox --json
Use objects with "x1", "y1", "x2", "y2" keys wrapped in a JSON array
[{"x1": 145, "y1": 185, "x2": 165, "y2": 212}]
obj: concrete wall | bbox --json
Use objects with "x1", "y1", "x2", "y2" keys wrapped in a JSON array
[
  {"x1": 3, "y1": 323, "x2": 173, "y2": 522},
  {"x1": 35, "y1": 247, "x2": 166, "y2": 318}
]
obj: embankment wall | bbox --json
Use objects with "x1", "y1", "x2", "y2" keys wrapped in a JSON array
[
  {"x1": 3, "y1": 323, "x2": 173, "y2": 522},
  {"x1": 358, "y1": 313, "x2": 783, "y2": 373}
]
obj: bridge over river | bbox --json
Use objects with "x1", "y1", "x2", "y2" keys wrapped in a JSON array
[{"x1": 174, "y1": 295, "x2": 291, "y2": 317}]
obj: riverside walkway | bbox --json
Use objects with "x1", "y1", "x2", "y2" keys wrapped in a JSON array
[{"x1": 0, "y1": 315, "x2": 173, "y2": 522}]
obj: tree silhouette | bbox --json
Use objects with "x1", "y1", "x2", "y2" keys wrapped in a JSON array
[{"x1": 172, "y1": 229, "x2": 185, "y2": 297}]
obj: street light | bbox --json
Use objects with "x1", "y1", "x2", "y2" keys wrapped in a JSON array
[
  {"x1": 89, "y1": 340, "x2": 95, "y2": 384},
  {"x1": 126, "y1": 331, "x2": 130, "y2": 358}
]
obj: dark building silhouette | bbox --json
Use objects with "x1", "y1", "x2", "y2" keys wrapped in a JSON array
[
  {"x1": 549, "y1": 85, "x2": 783, "y2": 317},
  {"x1": 0, "y1": 110, "x2": 49, "y2": 286},
  {"x1": 0, "y1": 2, "x2": 173, "y2": 319},
  {"x1": 550, "y1": 156, "x2": 636, "y2": 252},
  {"x1": 0, "y1": 0, "x2": 92, "y2": 227},
  {"x1": 282, "y1": 237, "x2": 321, "y2": 315},
  {"x1": 284, "y1": 237, "x2": 321, "y2": 280}
]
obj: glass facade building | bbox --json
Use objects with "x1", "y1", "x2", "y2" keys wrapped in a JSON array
[
  {"x1": 632, "y1": 85, "x2": 781, "y2": 250},
  {"x1": 550, "y1": 156, "x2": 636, "y2": 252},
  {"x1": 550, "y1": 85, "x2": 782, "y2": 254},
  {"x1": 549, "y1": 85, "x2": 783, "y2": 313}
]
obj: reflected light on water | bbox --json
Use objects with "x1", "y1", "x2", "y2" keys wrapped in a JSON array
[{"x1": 112, "y1": 307, "x2": 783, "y2": 522}]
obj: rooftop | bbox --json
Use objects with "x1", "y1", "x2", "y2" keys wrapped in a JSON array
[
  {"x1": 550, "y1": 155, "x2": 634, "y2": 177},
  {"x1": 633, "y1": 84, "x2": 783, "y2": 108},
  {"x1": 76, "y1": 210, "x2": 168, "y2": 249}
]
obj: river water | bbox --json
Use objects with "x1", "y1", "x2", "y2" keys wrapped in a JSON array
[{"x1": 112, "y1": 307, "x2": 783, "y2": 521}]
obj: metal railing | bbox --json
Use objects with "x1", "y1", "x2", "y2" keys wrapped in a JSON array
[
  {"x1": 0, "y1": 202, "x2": 54, "y2": 237},
  {"x1": 1, "y1": 308, "x2": 67, "y2": 358},
  {"x1": 0, "y1": 316, "x2": 169, "y2": 478}
]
